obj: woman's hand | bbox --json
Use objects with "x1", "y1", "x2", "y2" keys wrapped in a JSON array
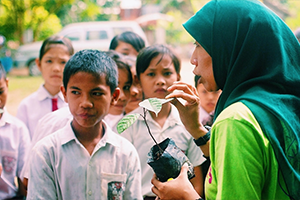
[
  {"x1": 166, "y1": 81, "x2": 207, "y2": 138},
  {"x1": 151, "y1": 164, "x2": 201, "y2": 200}
]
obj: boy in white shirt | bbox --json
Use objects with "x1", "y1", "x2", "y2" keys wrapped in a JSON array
[
  {"x1": 26, "y1": 49, "x2": 142, "y2": 200},
  {"x1": 0, "y1": 63, "x2": 31, "y2": 199}
]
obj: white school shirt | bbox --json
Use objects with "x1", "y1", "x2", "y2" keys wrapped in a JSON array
[
  {"x1": 121, "y1": 105, "x2": 206, "y2": 197},
  {"x1": 0, "y1": 109, "x2": 31, "y2": 199},
  {"x1": 16, "y1": 84, "x2": 68, "y2": 139},
  {"x1": 20, "y1": 106, "x2": 73, "y2": 180},
  {"x1": 104, "y1": 113, "x2": 124, "y2": 132},
  {"x1": 27, "y1": 121, "x2": 143, "y2": 200}
]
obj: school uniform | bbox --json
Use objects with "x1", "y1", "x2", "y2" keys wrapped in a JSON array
[
  {"x1": 104, "y1": 113, "x2": 124, "y2": 132},
  {"x1": 0, "y1": 109, "x2": 31, "y2": 199},
  {"x1": 20, "y1": 106, "x2": 72, "y2": 181},
  {"x1": 26, "y1": 121, "x2": 142, "y2": 200},
  {"x1": 121, "y1": 105, "x2": 206, "y2": 197},
  {"x1": 16, "y1": 84, "x2": 68, "y2": 139}
]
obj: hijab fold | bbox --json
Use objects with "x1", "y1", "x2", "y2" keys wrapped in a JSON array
[{"x1": 183, "y1": 0, "x2": 300, "y2": 199}]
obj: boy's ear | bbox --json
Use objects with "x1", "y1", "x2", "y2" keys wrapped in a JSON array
[
  {"x1": 35, "y1": 58, "x2": 42, "y2": 72},
  {"x1": 61, "y1": 85, "x2": 68, "y2": 103},
  {"x1": 111, "y1": 87, "x2": 120, "y2": 106}
]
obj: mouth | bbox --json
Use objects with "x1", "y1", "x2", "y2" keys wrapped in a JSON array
[
  {"x1": 155, "y1": 88, "x2": 167, "y2": 93},
  {"x1": 51, "y1": 75, "x2": 62, "y2": 79},
  {"x1": 78, "y1": 113, "x2": 94, "y2": 119}
]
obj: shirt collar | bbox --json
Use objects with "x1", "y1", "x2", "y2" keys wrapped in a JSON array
[
  {"x1": 0, "y1": 108, "x2": 13, "y2": 127},
  {"x1": 59, "y1": 120, "x2": 119, "y2": 148},
  {"x1": 37, "y1": 84, "x2": 65, "y2": 101}
]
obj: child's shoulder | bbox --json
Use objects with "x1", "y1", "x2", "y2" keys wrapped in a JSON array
[
  {"x1": 2, "y1": 111, "x2": 28, "y2": 129},
  {"x1": 106, "y1": 126, "x2": 138, "y2": 153},
  {"x1": 18, "y1": 88, "x2": 41, "y2": 106}
]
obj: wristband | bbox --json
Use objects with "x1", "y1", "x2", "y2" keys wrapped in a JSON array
[{"x1": 193, "y1": 126, "x2": 211, "y2": 146}]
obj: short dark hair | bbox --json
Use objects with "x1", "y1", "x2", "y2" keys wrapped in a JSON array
[
  {"x1": 0, "y1": 61, "x2": 6, "y2": 79},
  {"x1": 136, "y1": 44, "x2": 181, "y2": 79},
  {"x1": 109, "y1": 31, "x2": 145, "y2": 53},
  {"x1": 39, "y1": 35, "x2": 74, "y2": 60},
  {"x1": 105, "y1": 50, "x2": 132, "y2": 86},
  {"x1": 63, "y1": 49, "x2": 118, "y2": 94}
]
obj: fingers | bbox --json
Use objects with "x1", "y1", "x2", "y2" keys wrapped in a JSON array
[{"x1": 167, "y1": 81, "x2": 197, "y2": 95}]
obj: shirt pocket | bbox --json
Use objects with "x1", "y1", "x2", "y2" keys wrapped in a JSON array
[{"x1": 101, "y1": 172, "x2": 127, "y2": 200}]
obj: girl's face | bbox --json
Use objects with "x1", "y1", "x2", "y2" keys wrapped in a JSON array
[
  {"x1": 139, "y1": 54, "x2": 180, "y2": 99},
  {"x1": 115, "y1": 41, "x2": 138, "y2": 57},
  {"x1": 197, "y1": 83, "x2": 221, "y2": 114},
  {"x1": 191, "y1": 41, "x2": 218, "y2": 92},
  {"x1": 109, "y1": 68, "x2": 131, "y2": 115},
  {"x1": 37, "y1": 44, "x2": 71, "y2": 94}
]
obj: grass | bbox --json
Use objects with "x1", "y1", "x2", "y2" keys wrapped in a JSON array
[{"x1": 6, "y1": 74, "x2": 43, "y2": 116}]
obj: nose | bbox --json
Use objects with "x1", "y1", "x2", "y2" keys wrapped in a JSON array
[
  {"x1": 130, "y1": 85, "x2": 138, "y2": 96},
  {"x1": 190, "y1": 49, "x2": 197, "y2": 66},
  {"x1": 118, "y1": 89, "x2": 128, "y2": 101},
  {"x1": 80, "y1": 94, "x2": 93, "y2": 108},
  {"x1": 53, "y1": 62, "x2": 63, "y2": 72},
  {"x1": 155, "y1": 75, "x2": 166, "y2": 86}
]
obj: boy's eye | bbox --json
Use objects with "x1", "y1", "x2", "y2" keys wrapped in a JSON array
[
  {"x1": 92, "y1": 91, "x2": 103, "y2": 96},
  {"x1": 71, "y1": 91, "x2": 80, "y2": 95},
  {"x1": 123, "y1": 85, "x2": 131, "y2": 91},
  {"x1": 61, "y1": 61, "x2": 67, "y2": 64},
  {"x1": 46, "y1": 60, "x2": 52, "y2": 63}
]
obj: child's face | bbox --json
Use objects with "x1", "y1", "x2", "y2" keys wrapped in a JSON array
[
  {"x1": 139, "y1": 54, "x2": 180, "y2": 99},
  {"x1": 62, "y1": 72, "x2": 119, "y2": 129},
  {"x1": 109, "y1": 68, "x2": 131, "y2": 115},
  {"x1": 115, "y1": 41, "x2": 138, "y2": 57},
  {"x1": 37, "y1": 44, "x2": 71, "y2": 92},
  {"x1": 197, "y1": 83, "x2": 221, "y2": 114},
  {"x1": 0, "y1": 76, "x2": 8, "y2": 115},
  {"x1": 125, "y1": 66, "x2": 143, "y2": 113}
]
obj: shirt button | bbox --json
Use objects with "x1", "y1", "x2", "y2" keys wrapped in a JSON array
[{"x1": 88, "y1": 190, "x2": 92, "y2": 196}]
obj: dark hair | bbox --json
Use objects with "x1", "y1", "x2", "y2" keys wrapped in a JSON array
[
  {"x1": 63, "y1": 49, "x2": 118, "y2": 94},
  {"x1": 136, "y1": 44, "x2": 181, "y2": 79},
  {"x1": 109, "y1": 31, "x2": 145, "y2": 53},
  {"x1": 0, "y1": 61, "x2": 6, "y2": 79},
  {"x1": 39, "y1": 35, "x2": 74, "y2": 60},
  {"x1": 194, "y1": 75, "x2": 201, "y2": 88},
  {"x1": 105, "y1": 50, "x2": 132, "y2": 86}
]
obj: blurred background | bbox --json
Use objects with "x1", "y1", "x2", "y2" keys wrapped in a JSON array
[{"x1": 1, "y1": 0, "x2": 300, "y2": 72}]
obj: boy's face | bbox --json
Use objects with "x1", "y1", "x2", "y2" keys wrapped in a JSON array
[
  {"x1": 197, "y1": 83, "x2": 221, "y2": 114},
  {"x1": 62, "y1": 72, "x2": 119, "y2": 129},
  {"x1": 0, "y1": 76, "x2": 8, "y2": 116},
  {"x1": 139, "y1": 54, "x2": 180, "y2": 99}
]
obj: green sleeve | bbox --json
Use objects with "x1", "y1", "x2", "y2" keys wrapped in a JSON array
[{"x1": 208, "y1": 118, "x2": 266, "y2": 199}]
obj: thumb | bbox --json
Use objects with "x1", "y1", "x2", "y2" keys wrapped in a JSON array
[{"x1": 178, "y1": 162, "x2": 189, "y2": 179}]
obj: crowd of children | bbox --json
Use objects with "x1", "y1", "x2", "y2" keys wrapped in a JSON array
[{"x1": 4, "y1": 25, "x2": 285, "y2": 199}]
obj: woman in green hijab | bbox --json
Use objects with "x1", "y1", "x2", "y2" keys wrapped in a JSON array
[{"x1": 151, "y1": 0, "x2": 300, "y2": 199}]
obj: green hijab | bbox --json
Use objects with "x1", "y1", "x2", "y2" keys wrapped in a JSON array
[{"x1": 183, "y1": 0, "x2": 300, "y2": 199}]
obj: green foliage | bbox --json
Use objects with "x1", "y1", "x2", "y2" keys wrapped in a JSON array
[{"x1": 284, "y1": 1, "x2": 300, "y2": 31}]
